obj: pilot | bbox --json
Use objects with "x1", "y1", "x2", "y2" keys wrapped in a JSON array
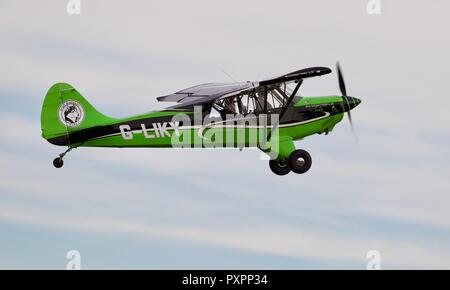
[{"x1": 224, "y1": 97, "x2": 237, "y2": 113}]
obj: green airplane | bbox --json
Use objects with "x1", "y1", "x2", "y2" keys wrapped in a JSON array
[{"x1": 41, "y1": 63, "x2": 361, "y2": 175}]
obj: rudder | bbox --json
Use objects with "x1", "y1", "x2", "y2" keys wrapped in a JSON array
[{"x1": 41, "y1": 83, "x2": 114, "y2": 145}]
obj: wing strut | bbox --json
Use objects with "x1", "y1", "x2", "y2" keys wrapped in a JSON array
[{"x1": 266, "y1": 79, "x2": 303, "y2": 141}]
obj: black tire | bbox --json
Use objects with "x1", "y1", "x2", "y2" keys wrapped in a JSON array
[
  {"x1": 289, "y1": 149, "x2": 312, "y2": 174},
  {"x1": 53, "y1": 157, "x2": 64, "y2": 168},
  {"x1": 269, "y1": 159, "x2": 291, "y2": 176}
]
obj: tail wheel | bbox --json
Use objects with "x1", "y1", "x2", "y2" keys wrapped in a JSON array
[
  {"x1": 53, "y1": 157, "x2": 64, "y2": 168},
  {"x1": 289, "y1": 149, "x2": 312, "y2": 174},
  {"x1": 269, "y1": 159, "x2": 291, "y2": 176}
]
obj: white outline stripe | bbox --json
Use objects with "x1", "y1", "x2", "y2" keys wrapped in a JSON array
[{"x1": 88, "y1": 112, "x2": 331, "y2": 141}]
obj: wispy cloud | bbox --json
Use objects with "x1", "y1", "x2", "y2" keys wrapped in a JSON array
[{"x1": 1, "y1": 0, "x2": 450, "y2": 269}]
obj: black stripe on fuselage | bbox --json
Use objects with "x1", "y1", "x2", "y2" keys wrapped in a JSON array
[
  {"x1": 47, "y1": 114, "x2": 182, "y2": 146},
  {"x1": 47, "y1": 103, "x2": 344, "y2": 146}
]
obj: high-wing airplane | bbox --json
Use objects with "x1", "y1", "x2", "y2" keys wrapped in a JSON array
[{"x1": 41, "y1": 63, "x2": 361, "y2": 175}]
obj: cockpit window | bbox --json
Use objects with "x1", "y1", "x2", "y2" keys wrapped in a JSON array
[{"x1": 212, "y1": 82, "x2": 301, "y2": 116}]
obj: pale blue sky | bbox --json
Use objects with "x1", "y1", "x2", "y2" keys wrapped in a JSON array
[{"x1": 1, "y1": 0, "x2": 450, "y2": 269}]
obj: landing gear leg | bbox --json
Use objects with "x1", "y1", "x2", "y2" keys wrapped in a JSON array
[{"x1": 53, "y1": 147, "x2": 75, "y2": 169}]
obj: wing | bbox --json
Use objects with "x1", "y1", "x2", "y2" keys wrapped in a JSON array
[
  {"x1": 259, "y1": 67, "x2": 332, "y2": 86},
  {"x1": 157, "y1": 67, "x2": 332, "y2": 109},
  {"x1": 157, "y1": 82, "x2": 252, "y2": 103},
  {"x1": 157, "y1": 82, "x2": 253, "y2": 109}
]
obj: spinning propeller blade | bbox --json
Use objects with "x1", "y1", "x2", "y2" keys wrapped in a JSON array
[{"x1": 336, "y1": 62, "x2": 357, "y2": 139}]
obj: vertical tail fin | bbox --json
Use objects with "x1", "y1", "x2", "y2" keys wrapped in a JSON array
[{"x1": 41, "y1": 83, "x2": 114, "y2": 145}]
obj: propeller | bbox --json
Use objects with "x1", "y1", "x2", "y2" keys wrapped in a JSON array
[{"x1": 336, "y1": 62, "x2": 357, "y2": 140}]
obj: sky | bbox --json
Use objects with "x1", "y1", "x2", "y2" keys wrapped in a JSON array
[{"x1": 1, "y1": 0, "x2": 450, "y2": 269}]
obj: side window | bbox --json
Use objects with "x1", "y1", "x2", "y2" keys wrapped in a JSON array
[
  {"x1": 237, "y1": 88, "x2": 286, "y2": 115},
  {"x1": 212, "y1": 86, "x2": 289, "y2": 116},
  {"x1": 267, "y1": 89, "x2": 284, "y2": 110},
  {"x1": 209, "y1": 105, "x2": 221, "y2": 118},
  {"x1": 240, "y1": 94, "x2": 256, "y2": 114}
]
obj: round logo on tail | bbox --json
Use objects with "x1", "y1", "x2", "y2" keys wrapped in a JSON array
[{"x1": 58, "y1": 100, "x2": 84, "y2": 127}]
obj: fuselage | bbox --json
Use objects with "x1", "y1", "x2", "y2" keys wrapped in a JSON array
[{"x1": 46, "y1": 95, "x2": 360, "y2": 149}]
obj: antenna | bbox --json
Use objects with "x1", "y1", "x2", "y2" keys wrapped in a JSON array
[{"x1": 221, "y1": 69, "x2": 238, "y2": 83}]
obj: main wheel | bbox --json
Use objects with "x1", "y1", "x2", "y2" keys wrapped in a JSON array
[
  {"x1": 289, "y1": 149, "x2": 312, "y2": 174},
  {"x1": 269, "y1": 159, "x2": 291, "y2": 176},
  {"x1": 53, "y1": 157, "x2": 64, "y2": 168}
]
